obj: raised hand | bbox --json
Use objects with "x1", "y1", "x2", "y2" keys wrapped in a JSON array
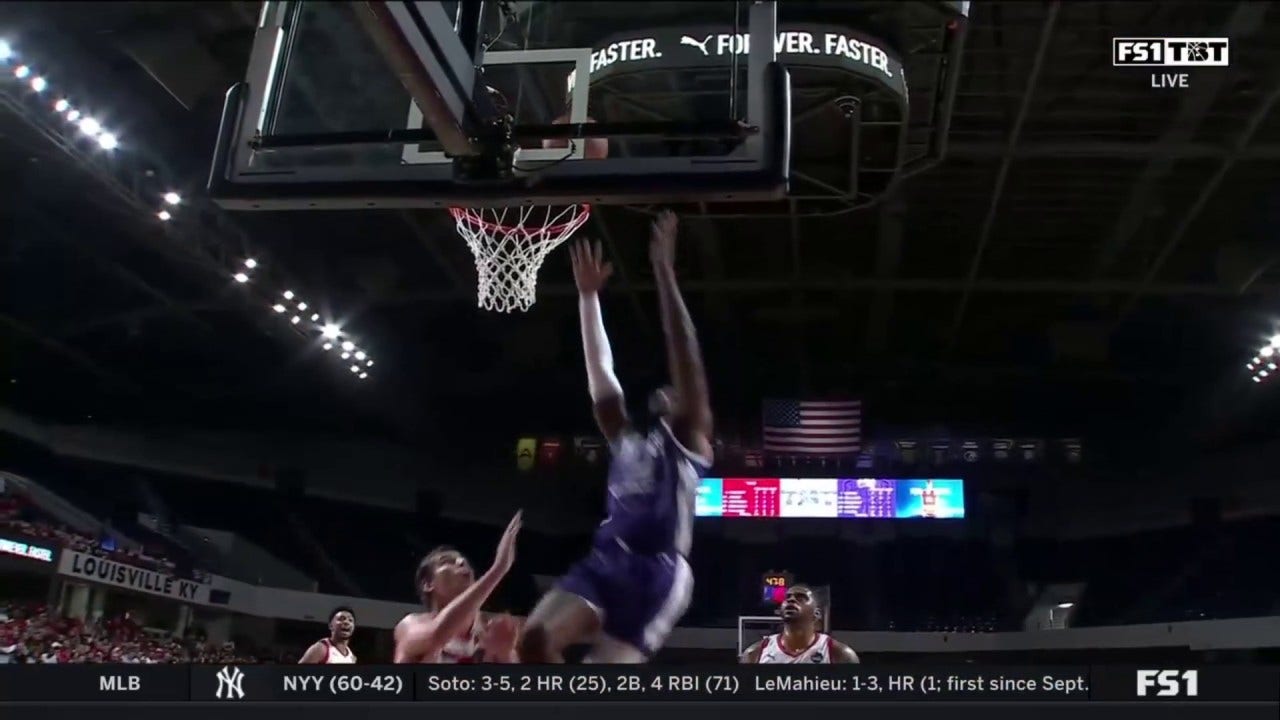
[
  {"x1": 649, "y1": 210, "x2": 678, "y2": 270},
  {"x1": 570, "y1": 239, "x2": 613, "y2": 294},
  {"x1": 481, "y1": 614, "x2": 520, "y2": 660},
  {"x1": 490, "y1": 510, "x2": 522, "y2": 576}
]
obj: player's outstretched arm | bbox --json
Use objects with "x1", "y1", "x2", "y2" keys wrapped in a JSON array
[
  {"x1": 297, "y1": 642, "x2": 327, "y2": 664},
  {"x1": 739, "y1": 640, "x2": 763, "y2": 664},
  {"x1": 570, "y1": 239, "x2": 630, "y2": 442},
  {"x1": 394, "y1": 512, "x2": 522, "y2": 663},
  {"x1": 831, "y1": 640, "x2": 860, "y2": 663},
  {"x1": 649, "y1": 211, "x2": 713, "y2": 456}
]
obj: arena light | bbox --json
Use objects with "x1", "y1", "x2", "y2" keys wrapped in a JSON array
[
  {"x1": 349, "y1": 365, "x2": 359, "y2": 373},
  {"x1": 282, "y1": 290, "x2": 294, "y2": 300},
  {"x1": 1056, "y1": 602, "x2": 1074, "y2": 609},
  {"x1": 310, "y1": 313, "x2": 320, "y2": 322},
  {"x1": 243, "y1": 258, "x2": 258, "y2": 269},
  {"x1": 354, "y1": 351, "x2": 366, "y2": 361},
  {"x1": 1253, "y1": 376, "x2": 1262, "y2": 383},
  {"x1": 366, "y1": 360, "x2": 373, "y2": 367},
  {"x1": 77, "y1": 117, "x2": 101, "y2": 136},
  {"x1": 0, "y1": 41, "x2": 13, "y2": 61},
  {"x1": 156, "y1": 210, "x2": 171, "y2": 221},
  {"x1": 321, "y1": 324, "x2": 340, "y2": 339},
  {"x1": 322, "y1": 342, "x2": 333, "y2": 351},
  {"x1": 1260, "y1": 370, "x2": 1269, "y2": 378},
  {"x1": 30, "y1": 76, "x2": 46, "y2": 92},
  {"x1": 163, "y1": 192, "x2": 181, "y2": 206},
  {"x1": 65, "y1": 109, "x2": 80, "y2": 122},
  {"x1": 232, "y1": 272, "x2": 249, "y2": 283},
  {"x1": 341, "y1": 340, "x2": 354, "y2": 352},
  {"x1": 13, "y1": 64, "x2": 29, "y2": 79},
  {"x1": 272, "y1": 304, "x2": 286, "y2": 313},
  {"x1": 290, "y1": 316, "x2": 301, "y2": 325},
  {"x1": 296, "y1": 301, "x2": 307, "y2": 311},
  {"x1": 1261, "y1": 346, "x2": 1275, "y2": 358},
  {"x1": 1269, "y1": 363, "x2": 1277, "y2": 371},
  {"x1": 97, "y1": 133, "x2": 118, "y2": 150},
  {"x1": 53, "y1": 98, "x2": 68, "y2": 113},
  {"x1": 340, "y1": 351, "x2": 351, "y2": 359},
  {"x1": 359, "y1": 372, "x2": 368, "y2": 379},
  {"x1": 1247, "y1": 363, "x2": 1256, "y2": 370}
]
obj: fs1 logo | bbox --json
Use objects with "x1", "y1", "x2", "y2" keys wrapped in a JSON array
[
  {"x1": 1112, "y1": 38, "x2": 1229, "y2": 66},
  {"x1": 1136, "y1": 669, "x2": 1199, "y2": 697}
]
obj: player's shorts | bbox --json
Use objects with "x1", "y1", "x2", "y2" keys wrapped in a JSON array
[{"x1": 557, "y1": 539, "x2": 693, "y2": 656}]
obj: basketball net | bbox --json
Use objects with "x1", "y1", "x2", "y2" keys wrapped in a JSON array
[{"x1": 450, "y1": 204, "x2": 591, "y2": 313}]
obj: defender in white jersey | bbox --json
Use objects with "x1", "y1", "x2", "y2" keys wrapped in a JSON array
[
  {"x1": 741, "y1": 585, "x2": 859, "y2": 664},
  {"x1": 393, "y1": 515, "x2": 523, "y2": 664},
  {"x1": 299, "y1": 606, "x2": 358, "y2": 664}
]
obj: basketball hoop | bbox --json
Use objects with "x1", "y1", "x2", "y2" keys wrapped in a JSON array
[{"x1": 450, "y1": 204, "x2": 591, "y2": 313}]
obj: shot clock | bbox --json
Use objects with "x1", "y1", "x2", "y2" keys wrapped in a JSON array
[{"x1": 761, "y1": 571, "x2": 792, "y2": 604}]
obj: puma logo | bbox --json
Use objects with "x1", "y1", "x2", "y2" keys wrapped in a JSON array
[{"x1": 680, "y1": 35, "x2": 712, "y2": 56}]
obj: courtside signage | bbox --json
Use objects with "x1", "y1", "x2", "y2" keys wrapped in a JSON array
[
  {"x1": 57, "y1": 549, "x2": 211, "y2": 604},
  {"x1": 1112, "y1": 38, "x2": 1229, "y2": 67}
]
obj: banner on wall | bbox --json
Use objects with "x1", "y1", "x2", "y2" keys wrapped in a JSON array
[
  {"x1": 57, "y1": 550, "x2": 211, "y2": 604},
  {"x1": 0, "y1": 536, "x2": 55, "y2": 563}
]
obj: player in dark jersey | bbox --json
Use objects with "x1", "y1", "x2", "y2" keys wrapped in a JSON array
[
  {"x1": 393, "y1": 512, "x2": 522, "y2": 663},
  {"x1": 740, "y1": 584, "x2": 859, "y2": 664},
  {"x1": 517, "y1": 211, "x2": 713, "y2": 663}
]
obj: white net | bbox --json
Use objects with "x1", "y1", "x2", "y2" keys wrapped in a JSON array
[{"x1": 450, "y1": 204, "x2": 591, "y2": 313}]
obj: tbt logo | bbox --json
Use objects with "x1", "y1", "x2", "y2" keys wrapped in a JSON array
[
  {"x1": 1136, "y1": 669, "x2": 1199, "y2": 697},
  {"x1": 215, "y1": 666, "x2": 246, "y2": 700},
  {"x1": 1113, "y1": 38, "x2": 1229, "y2": 66}
]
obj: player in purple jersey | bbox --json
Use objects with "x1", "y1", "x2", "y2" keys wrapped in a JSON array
[{"x1": 517, "y1": 210, "x2": 713, "y2": 663}]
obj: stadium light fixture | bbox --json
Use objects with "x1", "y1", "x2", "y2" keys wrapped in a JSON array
[
  {"x1": 30, "y1": 76, "x2": 46, "y2": 92},
  {"x1": 290, "y1": 316, "x2": 301, "y2": 325},
  {"x1": 282, "y1": 290, "x2": 295, "y2": 300},
  {"x1": 1260, "y1": 370, "x2": 1269, "y2": 378},
  {"x1": 322, "y1": 342, "x2": 333, "y2": 351},
  {"x1": 243, "y1": 258, "x2": 258, "y2": 269},
  {"x1": 366, "y1": 360, "x2": 374, "y2": 367},
  {"x1": 354, "y1": 351, "x2": 366, "y2": 361},
  {"x1": 13, "y1": 64, "x2": 29, "y2": 79},
  {"x1": 163, "y1": 192, "x2": 181, "y2": 205},
  {"x1": 1262, "y1": 346, "x2": 1275, "y2": 358},
  {"x1": 156, "y1": 210, "x2": 171, "y2": 221},
  {"x1": 233, "y1": 272, "x2": 249, "y2": 283},
  {"x1": 53, "y1": 98, "x2": 68, "y2": 113},
  {"x1": 97, "y1": 133, "x2": 118, "y2": 150},
  {"x1": 65, "y1": 109, "x2": 80, "y2": 122},
  {"x1": 359, "y1": 372, "x2": 368, "y2": 379},
  {"x1": 341, "y1": 352, "x2": 351, "y2": 359},
  {"x1": 272, "y1": 304, "x2": 286, "y2": 313},
  {"x1": 78, "y1": 117, "x2": 100, "y2": 136},
  {"x1": 1253, "y1": 376, "x2": 1262, "y2": 383},
  {"x1": 321, "y1": 324, "x2": 340, "y2": 339},
  {"x1": 0, "y1": 41, "x2": 13, "y2": 61},
  {"x1": 341, "y1": 341, "x2": 354, "y2": 352},
  {"x1": 349, "y1": 365, "x2": 359, "y2": 373},
  {"x1": 1056, "y1": 602, "x2": 1074, "y2": 609},
  {"x1": 296, "y1": 302, "x2": 307, "y2": 311}
]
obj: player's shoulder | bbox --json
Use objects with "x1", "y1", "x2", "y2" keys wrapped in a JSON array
[{"x1": 827, "y1": 636, "x2": 859, "y2": 663}]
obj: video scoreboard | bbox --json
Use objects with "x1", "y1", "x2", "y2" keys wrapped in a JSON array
[{"x1": 696, "y1": 478, "x2": 964, "y2": 518}]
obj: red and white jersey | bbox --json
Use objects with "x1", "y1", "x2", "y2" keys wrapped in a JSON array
[
  {"x1": 755, "y1": 633, "x2": 834, "y2": 664},
  {"x1": 319, "y1": 639, "x2": 356, "y2": 664},
  {"x1": 435, "y1": 617, "x2": 485, "y2": 664}
]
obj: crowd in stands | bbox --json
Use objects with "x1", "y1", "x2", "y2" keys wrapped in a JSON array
[
  {"x1": 0, "y1": 601, "x2": 260, "y2": 664},
  {"x1": 0, "y1": 491, "x2": 200, "y2": 581}
]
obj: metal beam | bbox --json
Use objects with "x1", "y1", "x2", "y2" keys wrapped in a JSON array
[
  {"x1": 1112, "y1": 75, "x2": 1280, "y2": 328},
  {"x1": 947, "y1": 141, "x2": 1280, "y2": 160},
  {"x1": 376, "y1": 276, "x2": 1280, "y2": 304},
  {"x1": 0, "y1": 314, "x2": 141, "y2": 393},
  {"x1": 1093, "y1": 3, "x2": 1270, "y2": 278},
  {"x1": 864, "y1": 196, "x2": 906, "y2": 354},
  {"x1": 945, "y1": 2, "x2": 1060, "y2": 351}
]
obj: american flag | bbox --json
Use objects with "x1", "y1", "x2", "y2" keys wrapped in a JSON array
[{"x1": 762, "y1": 399, "x2": 862, "y2": 455}]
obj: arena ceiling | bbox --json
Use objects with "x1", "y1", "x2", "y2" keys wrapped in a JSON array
[{"x1": 3, "y1": 1, "x2": 1280, "y2": 457}]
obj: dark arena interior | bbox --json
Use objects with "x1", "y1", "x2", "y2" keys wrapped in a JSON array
[{"x1": 3, "y1": 0, "x2": 1280, "y2": 685}]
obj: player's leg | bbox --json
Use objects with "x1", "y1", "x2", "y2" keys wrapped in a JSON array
[{"x1": 518, "y1": 554, "x2": 609, "y2": 663}]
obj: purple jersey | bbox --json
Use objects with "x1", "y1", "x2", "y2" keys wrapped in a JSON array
[{"x1": 593, "y1": 420, "x2": 711, "y2": 556}]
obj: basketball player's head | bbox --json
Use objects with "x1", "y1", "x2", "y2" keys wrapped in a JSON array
[
  {"x1": 416, "y1": 546, "x2": 474, "y2": 609},
  {"x1": 778, "y1": 584, "x2": 821, "y2": 629},
  {"x1": 329, "y1": 606, "x2": 355, "y2": 641},
  {"x1": 648, "y1": 384, "x2": 679, "y2": 420}
]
